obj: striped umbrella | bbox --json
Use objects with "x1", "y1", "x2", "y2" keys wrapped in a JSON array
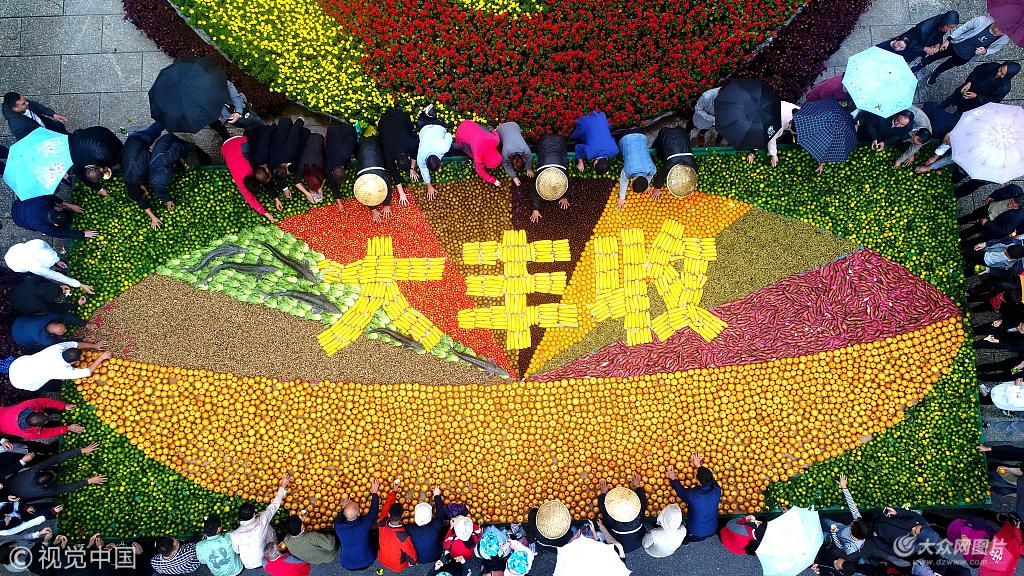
[
  {"x1": 792, "y1": 99, "x2": 858, "y2": 163},
  {"x1": 950, "y1": 102, "x2": 1024, "y2": 184}
]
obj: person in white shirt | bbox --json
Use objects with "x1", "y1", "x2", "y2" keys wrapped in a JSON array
[
  {"x1": 642, "y1": 503, "x2": 687, "y2": 558},
  {"x1": 3, "y1": 342, "x2": 109, "y2": 392},
  {"x1": 3, "y1": 239, "x2": 94, "y2": 294},
  {"x1": 231, "y1": 473, "x2": 291, "y2": 569},
  {"x1": 416, "y1": 122, "x2": 453, "y2": 201}
]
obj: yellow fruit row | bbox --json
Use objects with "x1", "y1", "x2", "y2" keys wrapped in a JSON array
[
  {"x1": 529, "y1": 239, "x2": 571, "y2": 263},
  {"x1": 463, "y1": 241, "x2": 499, "y2": 267}
]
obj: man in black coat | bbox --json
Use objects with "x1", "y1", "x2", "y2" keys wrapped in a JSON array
[
  {"x1": 2, "y1": 92, "x2": 68, "y2": 141},
  {"x1": 529, "y1": 134, "x2": 570, "y2": 223},
  {"x1": 652, "y1": 125, "x2": 698, "y2": 196},
  {"x1": 149, "y1": 132, "x2": 208, "y2": 205},
  {"x1": 9, "y1": 276, "x2": 82, "y2": 316},
  {"x1": 596, "y1": 477, "x2": 647, "y2": 554},
  {"x1": 70, "y1": 126, "x2": 124, "y2": 196},
  {"x1": 10, "y1": 195, "x2": 96, "y2": 239},
  {"x1": 268, "y1": 117, "x2": 310, "y2": 205},
  {"x1": 325, "y1": 124, "x2": 358, "y2": 209},
  {"x1": 119, "y1": 123, "x2": 168, "y2": 229},
  {"x1": 856, "y1": 110, "x2": 915, "y2": 150},
  {"x1": 378, "y1": 107, "x2": 419, "y2": 203},
  {"x1": 2, "y1": 443, "x2": 104, "y2": 503}
]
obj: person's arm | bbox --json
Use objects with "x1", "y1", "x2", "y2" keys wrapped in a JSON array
[
  {"x1": 473, "y1": 155, "x2": 498, "y2": 184},
  {"x1": 929, "y1": 155, "x2": 955, "y2": 170},
  {"x1": 985, "y1": 210, "x2": 1022, "y2": 237},
  {"x1": 25, "y1": 397, "x2": 68, "y2": 412},
  {"x1": 367, "y1": 492, "x2": 380, "y2": 523},
  {"x1": 29, "y1": 100, "x2": 56, "y2": 118},
  {"x1": 618, "y1": 168, "x2": 629, "y2": 202},
  {"x1": 767, "y1": 132, "x2": 782, "y2": 158},
  {"x1": 896, "y1": 142, "x2": 922, "y2": 165},
  {"x1": 417, "y1": 150, "x2": 432, "y2": 185},
  {"x1": 842, "y1": 488, "x2": 862, "y2": 520},
  {"x1": 574, "y1": 143, "x2": 586, "y2": 161},
  {"x1": 379, "y1": 489, "x2": 396, "y2": 523},
  {"x1": 669, "y1": 479, "x2": 691, "y2": 503},
  {"x1": 501, "y1": 153, "x2": 517, "y2": 178},
  {"x1": 0, "y1": 513, "x2": 46, "y2": 537},
  {"x1": 30, "y1": 448, "x2": 84, "y2": 471},
  {"x1": 226, "y1": 81, "x2": 245, "y2": 114},
  {"x1": 30, "y1": 266, "x2": 81, "y2": 288},
  {"x1": 256, "y1": 484, "x2": 289, "y2": 531},
  {"x1": 986, "y1": 35, "x2": 1010, "y2": 56}
]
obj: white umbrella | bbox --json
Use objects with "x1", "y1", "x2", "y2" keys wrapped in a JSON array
[
  {"x1": 756, "y1": 507, "x2": 824, "y2": 576},
  {"x1": 553, "y1": 537, "x2": 631, "y2": 576},
  {"x1": 950, "y1": 102, "x2": 1024, "y2": 184}
]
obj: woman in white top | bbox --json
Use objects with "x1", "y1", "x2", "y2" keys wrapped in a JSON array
[
  {"x1": 992, "y1": 378, "x2": 1024, "y2": 412},
  {"x1": 3, "y1": 239, "x2": 93, "y2": 294},
  {"x1": 642, "y1": 503, "x2": 687, "y2": 558}
]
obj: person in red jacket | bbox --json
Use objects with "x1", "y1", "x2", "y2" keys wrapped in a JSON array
[
  {"x1": 0, "y1": 398, "x2": 84, "y2": 440},
  {"x1": 222, "y1": 135, "x2": 277, "y2": 223},
  {"x1": 454, "y1": 121, "x2": 502, "y2": 186},
  {"x1": 377, "y1": 481, "x2": 418, "y2": 572},
  {"x1": 263, "y1": 542, "x2": 310, "y2": 576},
  {"x1": 443, "y1": 515, "x2": 481, "y2": 561}
]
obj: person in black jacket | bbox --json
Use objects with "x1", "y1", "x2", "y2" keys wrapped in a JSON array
[
  {"x1": 294, "y1": 132, "x2": 326, "y2": 204},
  {"x1": 119, "y1": 123, "x2": 168, "y2": 230},
  {"x1": 378, "y1": 108, "x2": 420, "y2": 203},
  {"x1": 326, "y1": 124, "x2": 358, "y2": 209},
  {"x1": 875, "y1": 35, "x2": 922, "y2": 63},
  {"x1": 856, "y1": 110, "x2": 915, "y2": 150},
  {"x1": 149, "y1": 132, "x2": 209, "y2": 204},
  {"x1": 11, "y1": 195, "x2": 97, "y2": 239},
  {"x1": 596, "y1": 477, "x2": 647, "y2": 554},
  {"x1": 868, "y1": 507, "x2": 940, "y2": 562},
  {"x1": 268, "y1": 117, "x2": 310, "y2": 206},
  {"x1": 2, "y1": 93, "x2": 68, "y2": 141},
  {"x1": 2, "y1": 443, "x2": 104, "y2": 503},
  {"x1": 960, "y1": 184, "x2": 1024, "y2": 244},
  {"x1": 939, "y1": 61, "x2": 1021, "y2": 114},
  {"x1": 530, "y1": 134, "x2": 570, "y2": 223},
  {"x1": 353, "y1": 136, "x2": 394, "y2": 223},
  {"x1": 652, "y1": 125, "x2": 698, "y2": 197},
  {"x1": 70, "y1": 126, "x2": 124, "y2": 196},
  {"x1": 899, "y1": 11, "x2": 960, "y2": 64},
  {"x1": 9, "y1": 276, "x2": 82, "y2": 316},
  {"x1": 525, "y1": 499, "x2": 573, "y2": 552}
]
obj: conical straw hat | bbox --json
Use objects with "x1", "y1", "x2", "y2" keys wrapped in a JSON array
[
  {"x1": 353, "y1": 173, "x2": 388, "y2": 206},
  {"x1": 605, "y1": 487, "x2": 641, "y2": 522},
  {"x1": 666, "y1": 164, "x2": 697, "y2": 198},
  {"x1": 536, "y1": 168, "x2": 568, "y2": 201},
  {"x1": 536, "y1": 499, "x2": 571, "y2": 539}
]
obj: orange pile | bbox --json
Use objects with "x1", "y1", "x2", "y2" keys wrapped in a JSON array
[
  {"x1": 526, "y1": 192, "x2": 750, "y2": 376},
  {"x1": 77, "y1": 317, "x2": 962, "y2": 529}
]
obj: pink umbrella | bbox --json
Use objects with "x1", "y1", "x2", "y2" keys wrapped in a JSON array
[{"x1": 988, "y1": 0, "x2": 1024, "y2": 46}]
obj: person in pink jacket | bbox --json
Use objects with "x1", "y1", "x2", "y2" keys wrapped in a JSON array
[
  {"x1": 0, "y1": 397, "x2": 84, "y2": 440},
  {"x1": 222, "y1": 136, "x2": 277, "y2": 223},
  {"x1": 454, "y1": 121, "x2": 502, "y2": 186}
]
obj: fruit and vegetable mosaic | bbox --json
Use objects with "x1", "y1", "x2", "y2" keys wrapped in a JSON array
[{"x1": 58, "y1": 148, "x2": 985, "y2": 537}]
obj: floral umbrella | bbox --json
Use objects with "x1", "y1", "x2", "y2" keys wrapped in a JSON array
[{"x1": 2, "y1": 127, "x2": 72, "y2": 200}]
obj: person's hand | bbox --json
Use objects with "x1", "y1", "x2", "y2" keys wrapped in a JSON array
[
  {"x1": 648, "y1": 188, "x2": 661, "y2": 200},
  {"x1": 281, "y1": 473, "x2": 293, "y2": 488},
  {"x1": 88, "y1": 533, "x2": 102, "y2": 548},
  {"x1": 54, "y1": 535, "x2": 68, "y2": 546},
  {"x1": 263, "y1": 212, "x2": 277, "y2": 223},
  {"x1": 911, "y1": 524, "x2": 923, "y2": 537},
  {"x1": 99, "y1": 188, "x2": 109, "y2": 197},
  {"x1": 894, "y1": 158, "x2": 905, "y2": 169},
  {"x1": 974, "y1": 242, "x2": 987, "y2": 251},
  {"x1": 455, "y1": 556, "x2": 467, "y2": 564},
  {"x1": 80, "y1": 285, "x2": 95, "y2": 295},
  {"x1": 335, "y1": 198, "x2": 345, "y2": 211},
  {"x1": 616, "y1": 197, "x2": 626, "y2": 210},
  {"x1": 746, "y1": 152, "x2": 756, "y2": 165},
  {"x1": 631, "y1": 473, "x2": 642, "y2": 488},
  {"x1": 883, "y1": 507, "x2": 897, "y2": 517},
  {"x1": 0, "y1": 440, "x2": 11, "y2": 451},
  {"x1": 433, "y1": 485, "x2": 441, "y2": 496},
  {"x1": 526, "y1": 169, "x2": 534, "y2": 177},
  {"x1": 22, "y1": 452, "x2": 35, "y2": 463},
  {"x1": 149, "y1": 215, "x2": 162, "y2": 230},
  {"x1": 370, "y1": 478, "x2": 380, "y2": 493},
  {"x1": 838, "y1": 473, "x2": 848, "y2": 489},
  {"x1": 915, "y1": 164, "x2": 933, "y2": 174},
  {"x1": 65, "y1": 403, "x2": 77, "y2": 411},
  {"x1": 984, "y1": 335, "x2": 1000, "y2": 343},
  {"x1": 68, "y1": 424, "x2": 85, "y2": 433},
  {"x1": 78, "y1": 296, "x2": 87, "y2": 306},
  {"x1": 94, "y1": 341, "x2": 107, "y2": 351},
  {"x1": 56, "y1": 260, "x2": 68, "y2": 269},
  {"x1": 53, "y1": 114, "x2": 69, "y2": 123},
  {"x1": 665, "y1": 465, "x2": 678, "y2": 480},
  {"x1": 409, "y1": 169, "x2": 420, "y2": 182},
  {"x1": 692, "y1": 452, "x2": 703, "y2": 467},
  {"x1": 964, "y1": 92, "x2": 977, "y2": 100},
  {"x1": 512, "y1": 177, "x2": 521, "y2": 187},
  {"x1": 284, "y1": 187, "x2": 293, "y2": 199},
  {"x1": 81, "y1": 443, "x2": 99, "y2": 455},
  {"x1": 399, "y1": 191, "x2": 409, "y2": 207},
  {"x1": 923, "y1": 46, "x2": 937, "y2": 56},
  {"x1": 83, "y1": 230, "x2": 99, "y2": 238},
  {"x1": 381, "y1": 206, "x2": 393, "y2": 220},
  {"x1": 599, "y1": 479, "x2": 609, "y2": 493},
  {"x1": 435, "y1": 561, "x2": 444, "y2": 570},
  {"x1": 372, "y1": 209, "x2": 382, "y2": 223},
  {"x1": 98, "y1": 352, "x2": 111, "y2": 361},
  {"x1": 877, "y1": 141, "x2": 886, "y2": 150},
  {"x1": 64, "y1": 202, "x2": 84, "y2": 213},
  {"x1": 38, "y1": 527, "x2": 53, "y2": 539},
  {"x1": 493, "y1": 180, "x2": 501, "y2": 187},
  {"x1": 426, "y1": 184, "x2": 436, "y2": 201},
  {"x1": 392, "y1": 477, "x2": 402, "y2": 489},
  {"x1": 976, "y1": 46, "x2": 987, "y2": 55},
  {"x1": 770, "y1": 155, "x2": 779, "y2": 168},
  {"x1": 981, "y1": 218, "x2": 989, "y2": 225},
  {"x1": 228, "y1": 112, "x2": 241, "y2": 123},
  {"x1": 274, "y1": 198, "x2": 284, "y2": 211},
  {"x1": 165, "y1": 201, "x2": 175, "y2": 212},
  {"x1": 559, "y1": 198, "x2": 570, "y2": 209},
  {"x1": 577, "y1": 158, "x2": 585, "y2": 172},
  {"x1": 530, "y1": 210, "x2": 542, "y2": 223},
  {"x1": 87, "y1": 475, "x2": 107, "y2": 485},
  {"x1": 993, "y1": 319, "x2": 1003, "y2": 327}
]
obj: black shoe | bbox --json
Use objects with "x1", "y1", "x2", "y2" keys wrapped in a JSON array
[{"x1": 927, "y1": 75, "x2": 938, "y2": 86}]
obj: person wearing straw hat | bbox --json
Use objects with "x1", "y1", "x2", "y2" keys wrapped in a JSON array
[
  {"x1": 652, "y1": 125, "x2": 698, "y2": 198},
  {"x1": 668, "y1": 452, "x2": 722, "y2": 544},
  {"x1": 353, "y1": 136, "x2": 397, "y2": 223},
  {"x1": 527, "y1": 499, "x2": 574, "y2": 550},
  {"x1": 530, "y1": 134, "x2": 570, "y2": 223},
  {"x1": 597, "y1": 475, "x2": 647, "y2": 553},
  {"x1": 616, "y1": 132, "x2": 657, "y2": 210},
  {"x1": 497, "y1": 122, "x2": 534, "y2": 187},
  {"x1": 409, "y1": 486, "x2": 447, "y2": 564}
]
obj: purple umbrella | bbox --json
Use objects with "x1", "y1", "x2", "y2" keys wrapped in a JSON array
[{"x1": 988, "y1": 0, "x2": 1024, "y2": 46}]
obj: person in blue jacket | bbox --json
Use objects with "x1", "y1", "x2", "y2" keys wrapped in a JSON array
[
  {"x1": 571, "y1": 111, "x2": 618, "y2": 175},
  {"x1": 408, "y1": 485, "x2": 446, "y2": 564},
  {"x1": 10, "y1": 195, "x2": 97, "y2": 239},
  {"x1": 11, "y1": 312, "x2": 88, "y2": 353},
  {"x1": 334, "y1": 478, "x2": 381, "y2": 570},
  {"x1": 667, "y1": 452, "x2": 722, "y2": 544}
]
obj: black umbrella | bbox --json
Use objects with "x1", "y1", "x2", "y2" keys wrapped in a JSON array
[
  {"x1": 792, "y1": 99, "x2": 858, "y2": 163},
  {"x1": 148, "y1": 58, "x2": 230, "y2": 133},
  {"x1": 714, "y1": 79, "x2": 783, "y2": 149}
]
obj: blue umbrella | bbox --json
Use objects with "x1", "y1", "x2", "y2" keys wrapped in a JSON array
[
  {"x1": 792, "y1": 99, "x2": 858, "y2": 163},
  {"x1": 2, "y1": 127, "x2": 72, "y2": 200},
  {"x1": 843, "y1": 46, "x2": 917, "y2": 118}
]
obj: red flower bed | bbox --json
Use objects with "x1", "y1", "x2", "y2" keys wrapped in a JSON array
[
  {"x1": 532, "y1": 250, "x2": 961, "y2": 381},
  {"x1": 323, "y1": 0, "x2": 805, "y2": 135}
]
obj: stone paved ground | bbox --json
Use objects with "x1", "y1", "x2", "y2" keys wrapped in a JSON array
[{"x1": 0, "y1": 1, "x2": 1023, "y2": 575}]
